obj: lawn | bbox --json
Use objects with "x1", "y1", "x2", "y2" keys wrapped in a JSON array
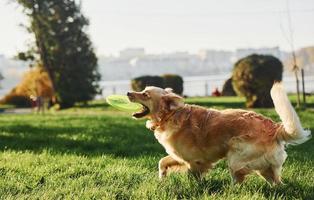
[{"x1": 0, "y1": 96, "x2": 313, "y2": 199}]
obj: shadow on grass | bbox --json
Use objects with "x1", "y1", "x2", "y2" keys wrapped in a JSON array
[
  {"x1": 174, "y1": 177, "x2": 314, "y2": 199},
  {"x1": 162, "y1": 178, "x2": 228, "y2": 199},
  {"x1": 0, "y1": 114, "x2": 312, "y2": 162},
  {"x1": 160, "y1": 175, "x2": 314, "y2": 199},
  {"x1": 75, "y1": 101, "x2": 110, "y2": 109},
  {"x1": 291, "y1": 102, "x2": 314, "y2": 109},
  {"x1": 258, "y1": 179, "x2": 314, "y2": 199},
  {"x1": 0, "y1": 120, "x2": 164, "y2": 157},
  {"x1": 196, "y1": 178, "x2": 228, "y2": 196},
  {"x1": 193, "y1": 101, "x2": 314, "y2": 109},
  {"x1": 186, "y1": 100, "x2": 245, "y2": 109}
]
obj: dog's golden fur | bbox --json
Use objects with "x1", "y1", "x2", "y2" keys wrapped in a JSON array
[{"x1": 127, "y1": 83, "x2": 311, "y2": 185}]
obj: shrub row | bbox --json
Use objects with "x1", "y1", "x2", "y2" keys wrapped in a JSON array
[{"x1": 131, "y1": 74, "x2": 184, "y2": 95}]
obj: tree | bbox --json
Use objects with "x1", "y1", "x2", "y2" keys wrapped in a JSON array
[
  {"x1": 232, "y1": 54, "x2": 283, "y2": 108},
  {"x1": 15, "y1": 0, "x2": 101, "y2": 108},
  {"x1": 15, "y1": 66, "x2": 54, "y2": 99},
  {"x1": 281, "y1": 0, "x2": 304, "y2": 108},
  {"x1": 1, "y1": 66, "x2": 54, "y2": 107},
  {"x1": 0, "y1": 73, "x2": 3, "y2": 88},
  {"x1": 284, "y1": 46, "x2": 314, "y2": 107}
]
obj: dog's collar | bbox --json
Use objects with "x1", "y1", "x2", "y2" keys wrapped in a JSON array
[{"x1": 151, "y1": 104, "x2": 190, "y2": 131}]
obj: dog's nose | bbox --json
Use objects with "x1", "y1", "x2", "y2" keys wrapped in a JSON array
[{"x1": 127, "y1": 92, "x2": 131, "y2": 96}]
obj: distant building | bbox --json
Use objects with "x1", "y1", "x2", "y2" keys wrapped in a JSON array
[
  {"x1": 99, "y1": 47, "x2": 294, "y2": 81},
  {"x1": 119, "y1": 48, "x2": 145, "y2": 59},
  {"x1": 234, "y1": 47, "x2": 282, "y2": 61},
  {"x1": 99, "y1": 48, "x2": 234, "y2": 81},
  {"x1": 198, "y1": 50, "x2": 233, "y2": 73}
]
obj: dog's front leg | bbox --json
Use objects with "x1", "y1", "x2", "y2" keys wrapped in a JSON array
[
  {"x1": 158, "y1": 155, "x2": 187, "y2": 179},
  {"x1": 158, "y1": 155, "x2": 178, "y2": 179}
]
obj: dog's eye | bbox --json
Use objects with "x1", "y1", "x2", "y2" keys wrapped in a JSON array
[{"x1": 143, "y1": 92, "x2": 150, "y2": 98}]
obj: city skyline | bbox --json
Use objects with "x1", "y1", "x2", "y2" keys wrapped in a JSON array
[{"x1": 0, "y1": 0, "x2": 314, "y2": 56}]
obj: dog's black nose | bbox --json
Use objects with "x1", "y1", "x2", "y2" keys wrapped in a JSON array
[{"x1": 127, "y1": 92, "x2": 131, "y2": 96}]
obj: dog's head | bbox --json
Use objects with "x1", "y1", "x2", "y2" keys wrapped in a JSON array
[{"x1": 127, "y1": 87, "x2": 184, "y2": 120}]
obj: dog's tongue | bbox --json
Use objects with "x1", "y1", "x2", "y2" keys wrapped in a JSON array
[{"x1": 133, "y1": 105, "x2": 149, "y2": 118}]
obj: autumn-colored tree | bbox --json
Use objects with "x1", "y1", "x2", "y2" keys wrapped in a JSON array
[
  {"x1": 15, "y1": 67, "x2": 54, "y2": 98},
  {"x1": 1, "y1": 67, "x2": 54, "y2": 107}
]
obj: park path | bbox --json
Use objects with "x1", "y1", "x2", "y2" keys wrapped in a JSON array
[{"x1": 0, "y1": 108, "x2": 32, "y2": 114}]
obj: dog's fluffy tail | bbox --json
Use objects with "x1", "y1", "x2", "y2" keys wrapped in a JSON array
[{"x1": 271, "y1": 82, "x2": 311, "y2": 145}]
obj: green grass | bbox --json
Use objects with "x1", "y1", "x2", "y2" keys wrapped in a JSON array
[{"x1": 0, "y1": 96, "x2": 313, "y2": 199}]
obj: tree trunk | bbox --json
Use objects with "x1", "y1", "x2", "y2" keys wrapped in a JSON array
[
  {"x1": 32, "y1": 4, "x2": 58, "y2": 102},
  {"x1": 294, "y1": 67, "x2": 301, "y2": 108},
  {"x1": 301, "y1": 68, "x2": 306, "y2": 108}
]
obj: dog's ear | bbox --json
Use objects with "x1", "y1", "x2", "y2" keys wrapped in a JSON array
[
  {"x1": 165, "y1": 88, "x2": 174, "y2": 93},
  {"x1": 160, "y1": 93, "x2": 184, "y2": 112}
]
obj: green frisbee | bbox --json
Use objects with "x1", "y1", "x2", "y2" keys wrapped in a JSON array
[{"x1": 106, "y1": 95, "x2": 142, "y2": 112}]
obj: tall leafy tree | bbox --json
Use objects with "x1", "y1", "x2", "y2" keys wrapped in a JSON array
[
  {"x1": 15, "y1": 0, "x2": 101, "y2": 108},
  {"x1": 0, "y1": 73, "x2": 3, "y2": 88}
]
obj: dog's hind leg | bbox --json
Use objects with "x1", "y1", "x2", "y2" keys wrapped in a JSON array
[
  {"x1": 227, "y1": 137, "x2": 256, "y2": 184},
  {"x1": 259, "y1": 145, "x2": 286, "y2": 185},
  {"x1": 158, "y1": 155, "x2": 188, "y2": 179},
  {"x1": 230, "y1": 167, "x2": 252, "y2": 184},
  {"x1": 259, "y1": 165, "x2": 283, "y2": 186},
  {"x1": 227, "y1": 153, "x2": 252, "y2": 184}
]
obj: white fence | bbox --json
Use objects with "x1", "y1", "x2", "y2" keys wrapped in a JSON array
[{"x1": 100, "y1": 75, "x2": 314, "y2": 97}]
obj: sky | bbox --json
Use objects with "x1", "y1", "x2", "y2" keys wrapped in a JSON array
[{"x1": 0, "y1": 0, "x2": 314, "y2": 56}]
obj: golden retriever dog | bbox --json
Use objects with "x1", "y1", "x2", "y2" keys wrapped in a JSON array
[{"x1": 127, "y1": 82, "x2": 311, "y2": 185}]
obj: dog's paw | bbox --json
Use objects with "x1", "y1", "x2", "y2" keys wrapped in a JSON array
[
  {"x1": 158, "y1": 168, "x2": 167, "y2": 179},
  {"x1": 146, "y1": 120, "x2": 157, "y2": 131}
]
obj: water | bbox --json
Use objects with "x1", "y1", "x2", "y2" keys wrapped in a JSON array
[{"x1": 100, "y1": 75, "x2": 314, "y2": 97}]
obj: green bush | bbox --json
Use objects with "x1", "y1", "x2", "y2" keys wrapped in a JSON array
[
  {"x1": 131, "y1": 75, "x2": 164, "y2": 92},
  {"x1": 221, "y1": 77, "x2": 236, "y2": 96},
  {"x1": 131, "y1": 74, "x2": 184, "y2": 95},
  {"x1": 162, "y1": 74, "x2": 184, "y2": 95},
  {"x1": 232, "y1": 54, "x2": 283, "y2": 108}
]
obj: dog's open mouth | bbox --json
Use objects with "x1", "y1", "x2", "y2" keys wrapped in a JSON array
[{"x1": 133, "y1": 104, "x2": 150, "y2": 118}]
